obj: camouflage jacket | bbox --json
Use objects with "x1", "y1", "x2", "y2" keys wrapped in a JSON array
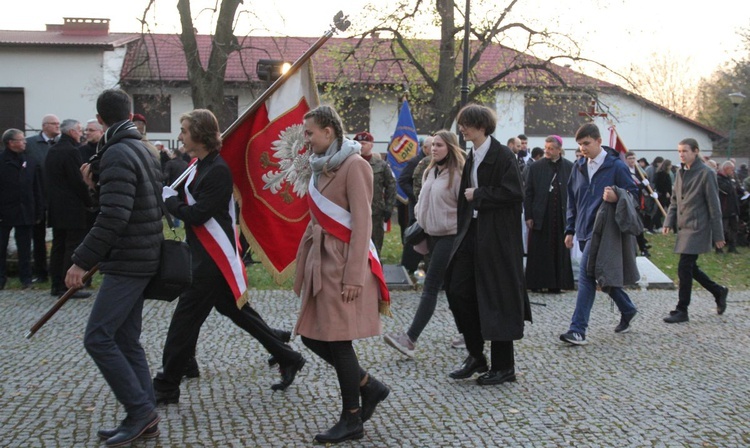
[
  {"x1": 368, "y1": 154, "x2": 397, "y2": 217},
  {"x1": 412, "y1": 156, "x2": 432, "y2": 201}
]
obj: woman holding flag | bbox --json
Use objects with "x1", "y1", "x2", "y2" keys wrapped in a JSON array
[
  {"x1": 153, "y1": 109, "x2": 305, "y2": 405},
  {"x1": 294, "y1": 105, "x2": 390, "y2": 444}
]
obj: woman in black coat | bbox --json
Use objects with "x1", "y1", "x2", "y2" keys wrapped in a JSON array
[{"x1": 445, "y1": 104, "x2": 531, "y2": 386}]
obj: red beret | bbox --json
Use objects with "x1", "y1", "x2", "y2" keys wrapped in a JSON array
[
  {"x1": 353, "y1": 131, "x2": 374, "y2": 142},
  {"x1": 132, "y1": 113, "x2": 147, "y2": 124}
]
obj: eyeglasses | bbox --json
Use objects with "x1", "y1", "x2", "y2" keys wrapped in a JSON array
[{"x1": 44, "y1": 122, "x2": 60, "y2": 126}]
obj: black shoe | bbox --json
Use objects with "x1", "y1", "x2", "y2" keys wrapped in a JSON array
[
  {"x1": 184, "y1": 356, "x2": 200, "y2": 379},
  {"x1": 715, "y1": 286, "x2": 729, "y2": 315},
  {"x1": 664, "y1": 310, "x2": 689, "y2": 323},
  {"x1": 105, "y1": 410, "x2": 160, "y2": 447},
  {"x1": 360, "y1": 375, "x2": 390, "y2": 423},
  {"x1": 32, "y1": 276, "x2": 48, "y2": 284},
  {"x1": 268, "y1": 355, "x2": 278, "y2": 367},
  {"x1": 615, "y1": 310, "x2": 637, "y2": 333},
  {"x1": 154, "y1": 388, "x2": 180, "y2": 405},
  {"x1": 314, "y1": 410, "x2": 364, "y2": 444},
  {"x1": 476, "y1": 368, "x2": 516, "y2": 385},
  {"x1": 449, "y1": 355, "x2": 488, "y2": 379},
  {"x1": 641, "y1": 250, "x2": 651, "y2": 257},
  {"x1": 98, "y1": 422, "x2": 159, "y2": 440},
  {"x1": 548, "y1": 288, "x2": 562, "y2": 294},
  {"x1": 272, "y1": 356, "x2": 305, "y2": 391}
]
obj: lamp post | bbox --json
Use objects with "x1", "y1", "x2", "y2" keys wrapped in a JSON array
[
  {"x1": 727, "y1": 91, "x2": 745, "y2": 159},
  {"x1": 458, "y1": 0, "x2": 470, "y2": 149}
]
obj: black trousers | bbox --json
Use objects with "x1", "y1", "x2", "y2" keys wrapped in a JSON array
[
  {"x1": 32, "y1": 217, "x2": 48, "y2": 279},
  {"x1": 448, "y1": 220, "x2": 515, "y2": 371},
  {"x1": 154, "y1": 274, "x2": 301, "y2": 391},
  {"x1": 49, "y1": 227, "x2": 87, "y2": 292},
  {"x1": 676, "y1": 253, "x2": 723, "y2": 312},
  {"x1": 301, "y1": 337, "x2": 366, "y2": 411}
]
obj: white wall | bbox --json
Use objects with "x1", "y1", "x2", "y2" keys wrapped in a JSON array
[
  {"x1": 0, "y1": 47, "x2": 119, "y2": 133},
  {"x1": 492, "y1": 90, "x2": 718, "y2": 164}
]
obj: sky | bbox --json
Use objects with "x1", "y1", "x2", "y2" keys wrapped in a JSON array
[{"x1": 4, "y1": 0, "x2": 750, "y2": 81}]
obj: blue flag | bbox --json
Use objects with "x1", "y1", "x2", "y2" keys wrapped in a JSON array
[{"x1": 387, "y1": 100, "x2": 419, "y2": 202}]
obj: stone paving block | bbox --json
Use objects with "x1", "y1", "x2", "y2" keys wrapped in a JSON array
[{"x1": 1, "y1": 287, "x2": 749, "y2": 446}]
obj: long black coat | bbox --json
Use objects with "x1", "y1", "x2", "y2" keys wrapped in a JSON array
[
  {"x1": 523, "y1": 157, "x2": 574, "y2": 290},
  {"x1": 447, "y1": 136, "x2": 532, "y2": 341},
  {"x1": 45, "y1": 134, "x2": 93, "y2": 229},
  {"x1": 0, "y1": 149, "x2": 43, "y2": 226}
]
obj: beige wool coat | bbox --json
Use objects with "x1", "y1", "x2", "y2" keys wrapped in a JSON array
[{"x1": 294, "y1": 154, "x2": 382, "y2": 341}]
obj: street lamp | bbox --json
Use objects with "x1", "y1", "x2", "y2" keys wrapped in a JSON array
[{"x1": 727, "y1": 91, "x2": 745, "y2": 159}]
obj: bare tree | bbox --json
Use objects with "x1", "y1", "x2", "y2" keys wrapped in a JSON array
[
  {"x1": 625, "y1": 52, "x2": 700, "y2": 118},
  {"x1": 327, "y1": 0, "x2": 623, "y2": 130}
]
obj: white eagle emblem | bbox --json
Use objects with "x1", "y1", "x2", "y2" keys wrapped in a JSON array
[{"x1": 261, "y1": 124, "x2": 312, "y2": 203}]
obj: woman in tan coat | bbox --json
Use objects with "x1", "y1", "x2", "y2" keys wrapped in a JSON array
[{"x1": 294, "y1": 105, "x2": 390, "y2": 444}]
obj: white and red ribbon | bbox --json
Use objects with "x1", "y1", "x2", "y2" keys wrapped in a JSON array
[
  {"x1": 307, "y1": 178, "x2": 390, "y2": 311},
  {"x1": 184, "y1": 168, "x2": 248, "y2": 306}
]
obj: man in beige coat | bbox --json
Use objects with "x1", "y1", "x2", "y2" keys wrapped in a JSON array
[{"x1": 662, "y1": 138, "x2": 728, "y2": 323}]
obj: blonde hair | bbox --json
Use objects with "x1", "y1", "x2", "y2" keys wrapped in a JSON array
[{"x1": 424, "y1": 130, "x2": 465, "y2": 189}]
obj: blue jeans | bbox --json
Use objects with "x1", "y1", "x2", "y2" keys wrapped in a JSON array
[
  {"x1": 84, "y1": 274, "x2": 155, "y2": 419},
  {"x1": 569, "y1": 241, "x2": 637, "y2": 335}
]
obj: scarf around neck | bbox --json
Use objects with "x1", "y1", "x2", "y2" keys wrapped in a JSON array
[{"x1": 309, "y1": 138, "x2": 361, "y2": 186}]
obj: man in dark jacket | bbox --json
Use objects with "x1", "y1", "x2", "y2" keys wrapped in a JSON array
[
  {"x1": 25, "y1": 114, "x2": 60, "y2": 283},
  {"x1": 65, "y1": 89, "x2": 163, "y2": 446},
  {"x1": 560, "y1": 123, "x2": 639, "y2": 346},
  {"x1": 0, "y1": 129, "x2": 43, "y2": 289},
  {"x1": 45, "y1": 119, "x2": 93, "y2": 298},
  {"x1": 717, "y1": 161, "x2": 742, "y2": 254},
  {"x1": 662, "y1": 139, "x2": 728, "y2": 323},
  {"x1": 446, "y1": 104, "x2": 531, "y2": 386}
]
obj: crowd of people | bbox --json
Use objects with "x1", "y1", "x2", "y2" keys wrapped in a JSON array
[{"x1": 0, "y1": 91, "x2": 744, "y2": 445}]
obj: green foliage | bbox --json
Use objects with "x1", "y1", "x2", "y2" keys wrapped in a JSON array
[{"x1": 696, "y1": 29, "x2": 750, "y2": 157}]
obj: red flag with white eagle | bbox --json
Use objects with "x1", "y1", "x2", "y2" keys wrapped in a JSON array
[{"x1": 222, "y1": 61, "x2": 319, "y2": 282}]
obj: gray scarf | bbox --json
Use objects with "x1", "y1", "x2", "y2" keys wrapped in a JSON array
[{"x1": 309, "y1": 138, "x2": 361, "y2": 186}]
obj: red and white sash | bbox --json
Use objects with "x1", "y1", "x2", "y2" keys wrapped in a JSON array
[
  {"x1": 184, "y1": 168, "x2": 248, "y2": 306},
  {"x1": 307, "y1": 178, "x2": 391, "y2": 314}
]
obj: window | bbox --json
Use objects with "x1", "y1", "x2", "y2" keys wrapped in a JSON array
[
  {"x1": 340, "y1": 97, "x2": 370, "y2": 135},
  {"x1": 0, "y1": 88, "x2": 25, "y2": 132},
  {"x1": 218, "y1": 96, "x2": 238, "y2": 131},
  {"x1": 133, "y1": 94, "x2": 171, "y2": 133},
  {"x1": 524, "y1": 93, "x2": 594, "y2": 136}
]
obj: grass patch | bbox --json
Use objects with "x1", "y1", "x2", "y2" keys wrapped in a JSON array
[{"x1": 644, "y1": 231, "x2": 750, "y2": 290}]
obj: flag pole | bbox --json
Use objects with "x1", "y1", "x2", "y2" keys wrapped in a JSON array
[
  {"x1": 222, "y1": 11, "x2": 350, "y2": 137},
  {"x1": 612, "y1": 127, "x2": 667, "y2": 218},
  {"x1": 163, "y1": 12, "x2": 351, "y2": 199}
]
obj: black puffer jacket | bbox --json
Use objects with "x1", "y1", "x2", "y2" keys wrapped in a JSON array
[{"x1": 72, "y1": 125, "x2": 163, "y2": 276}]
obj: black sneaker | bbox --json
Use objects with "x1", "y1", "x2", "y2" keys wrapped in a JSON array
[
  {"x1": 664, "y1": 310, "x2": 689, "y2": 323},
  {"x1": 715, "y1": 286, "x2": 728, "y2": 315},
  {"x1": 559, "y1": 331, "x2": 587, "y2": 345},
  {"x1": 615, "y1": 311, "x2": 637, "y2": 333}
]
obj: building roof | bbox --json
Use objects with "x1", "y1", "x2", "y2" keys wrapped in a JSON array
[
  {"x1": 0, "y1": 18, "x2": 139, "y2": 50},
  {"x1": 119, "y1": 33, "x2": 616, "y2": 90}
]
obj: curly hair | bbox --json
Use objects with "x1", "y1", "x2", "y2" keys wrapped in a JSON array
[{"x1": 180, "y1": 109, "x2": 222, "y2": 152}]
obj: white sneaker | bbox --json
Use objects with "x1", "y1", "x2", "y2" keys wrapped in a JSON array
[
  {"x1": 450, "y1": 334, "x2": 465, "y2": 349},
  {"x1": 383, "y1": 332, "x2": 415, "y2": 358}
]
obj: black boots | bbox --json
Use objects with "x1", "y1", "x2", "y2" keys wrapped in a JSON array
[
  {"x1": 360, "y1": 375, "x2": 390, "y2": 423},
  {"x1": 314, "y1": 409, "x2": 364, "y2": 444}
]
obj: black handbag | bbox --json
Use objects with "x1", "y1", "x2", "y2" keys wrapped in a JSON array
[
  {"x1": 404, "y1": 221, "x2": 427, "y2": 246},
  {"x1": 131, "y1": 144, "x2": 192, "y2": 302}
]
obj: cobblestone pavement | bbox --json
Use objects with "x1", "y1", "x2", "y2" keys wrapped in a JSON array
[{"x1": 1, "y1": 286, "x2": 749, "y2": 447}]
